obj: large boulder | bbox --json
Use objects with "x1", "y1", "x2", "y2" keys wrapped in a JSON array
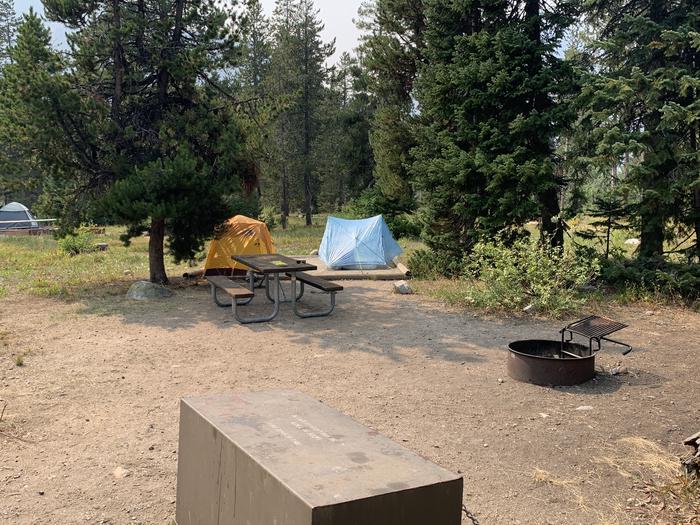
[{"x1": 126, "y1": 281, "x2": 174, "y2": 300}]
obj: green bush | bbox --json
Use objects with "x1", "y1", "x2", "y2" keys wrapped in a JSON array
[
  {"x1": 464, "y1": 238, "x2": 600, "y2": 317},
  {"x1": 343, "y1": 188, "x2": 420, "y2": 239},
  {"x1": 259, "y1": 206, "x2": 278, "y2": 231},
  {"x1": 57, "y1": 230, "x2": 97, "y2": 256},
  {"x1": 600, "y1": 258, "x2": 700, "y2": 301},
  {"x1": 408, "y1": 249, "x2": 464, "y2": 279},
  {"x1": 387, "y1": 213, "x2": 421, "y2": 239}
]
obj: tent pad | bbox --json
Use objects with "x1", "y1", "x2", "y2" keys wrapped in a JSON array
[{"x1": 319, "y1": 215, "x2": 403, "y2": 270}]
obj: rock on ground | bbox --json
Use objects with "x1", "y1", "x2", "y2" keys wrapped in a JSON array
[
  {"x1": 393, "y1": 280, "x2": 413, "y2": 295},
  {"x1": 126, "y1": 281, "x2": 174, "y2": 301}
]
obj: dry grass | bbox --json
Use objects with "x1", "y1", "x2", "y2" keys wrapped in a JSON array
[
  {"x1": 532, "y1": 437, "x2": 700, "y2": 524},
  {"x1": 531, "y1": 468, "x2": 589, "y2": 511},
  {"x1": 596, "y1": 437, "x2": 700, "y2": 524}
]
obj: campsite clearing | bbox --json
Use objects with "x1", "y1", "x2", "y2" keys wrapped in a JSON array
[{"x1": 1, "y1": 281, "x2": 698, "y2": 524}]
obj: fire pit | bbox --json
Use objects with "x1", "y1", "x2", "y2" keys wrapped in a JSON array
[{"x1": 507, "y1": 340, "x2": 596, "y2": 386}]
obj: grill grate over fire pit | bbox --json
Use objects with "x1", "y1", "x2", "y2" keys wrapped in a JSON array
[{"x1": 507, "y1": 340, "x2": 596, "y2": 386}]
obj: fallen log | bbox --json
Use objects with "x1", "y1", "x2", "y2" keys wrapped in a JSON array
[
  {"x1": 182, "y1": 269, "x2": 205, "y2": 280},
  {"x1": 682, "y1": 431, "x2": 700, "y2": 476}
]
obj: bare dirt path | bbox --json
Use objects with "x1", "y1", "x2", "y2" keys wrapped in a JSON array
[{"x1": 1, "y1": 281, "x2": 698, "y2": 524}]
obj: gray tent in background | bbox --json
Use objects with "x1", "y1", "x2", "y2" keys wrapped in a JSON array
[{"x1": 0, "y1": 202, "x2": 39, "y2": 230}]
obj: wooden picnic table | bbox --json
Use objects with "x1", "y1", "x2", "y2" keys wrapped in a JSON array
[
  {"x1": 229, "y1": 254, "x2": 318, "y2": 323},
  {"x1": 232, "y1": 254, "x2": 317, "y2": 275}
]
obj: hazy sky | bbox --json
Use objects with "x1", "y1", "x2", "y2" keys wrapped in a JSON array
[{"x1": 13, "y1": 0, "x2": 364, "y2": 61}]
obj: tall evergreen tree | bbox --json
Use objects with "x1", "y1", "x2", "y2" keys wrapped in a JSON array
[
  {"x1": 298, "y1": 0, "x2": 334, "y2": 225},
  {"x1": 582, "y1": 0, "x2": 700, "y2": 260},
  {"x1": 236, "y1": 0, "x2": 272, "y2": 98},
  {"x1": 268, "y1": 0, "x2": 302, "y2": 228},
  {"x1": 315, "y1": 52, "x2": 375, "y2": 209},
  {"x1": 267, "y1": 0, "x2": 333, "y2": 227},
  {"x1": 0, "y1": 0, "x2": 18, "y2": 67},
  {"x1": 411, "y1": 0, "x2": 578, "y2": 255},
  {"x1": 357, "y1": 0, "x2": 425, "y2": 212},
  {"x1": 0, "y1": 0, "x2": 19, "y2": 199},
  {"x1": 0, "y1": 0, "x2": 253, "y2": 283}
]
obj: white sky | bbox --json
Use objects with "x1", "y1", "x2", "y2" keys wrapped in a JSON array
[
  {"x1": 260, "y1": 0, "x2": 363, "y2": 60},
  {"x1": 15, "y1": 0, "x2": 364, "y2": 61}
]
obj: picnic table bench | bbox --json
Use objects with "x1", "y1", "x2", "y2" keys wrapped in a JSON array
[
  {"x1": 206, "y1": 275, "x2": 256, "y2": 322},
  {"x1": 288, "y1": 272, "x2": 343, "y2": 318},
  {"x1": 207, "y1": 254, "x2": 344, "y2": 323}
]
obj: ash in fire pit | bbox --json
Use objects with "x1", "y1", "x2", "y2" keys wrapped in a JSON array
[{"x1": 507, "y1": 340, "x2": 596, "y2": 386}]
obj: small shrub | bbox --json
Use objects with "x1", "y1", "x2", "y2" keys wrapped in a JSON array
[
  {"x1": 259, "y1": 206, "x2": 278, "y2": 231},
  {"x1": 57, "y1": 230, "x2": 97, "y2": 256},
  {"x1": 387, "y1": 213, "x2": 421, "y2": 239},
  {"x1": 465, "y1": 238, "x2": 600, "y2": 317},
  {"x1": 15, "y1": 353, "x2": 24, "y2": 367},
  {"x1": 600, "y1": 258, "x2": 700, "y2": 302},
  {"x1": 408, "y1": 249, "x2": 464, "y2": 279}
]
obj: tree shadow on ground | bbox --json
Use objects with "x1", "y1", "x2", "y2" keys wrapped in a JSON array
[{"x1": 72, "y1": 280, "x2": 562, "y2": 365}]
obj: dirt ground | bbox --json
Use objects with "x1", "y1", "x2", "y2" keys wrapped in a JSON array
[{"x1": 1, "y1": 280, "x2": 698, "y2": 525}]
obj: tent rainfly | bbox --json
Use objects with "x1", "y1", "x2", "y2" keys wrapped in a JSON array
[
  {"x1": 204, "y1": 215, "x2": 275, "y2": 276},
  {"x1": 0, "y1": 202, "x2": 39, "y2": 230},
  {"x1": 319, "y1": 215, "x2": 403, "y2": 270}
]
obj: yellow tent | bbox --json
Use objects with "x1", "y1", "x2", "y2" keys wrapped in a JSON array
[{"x1": 204, "y1": 215, "x2": 275, "y2": 275}]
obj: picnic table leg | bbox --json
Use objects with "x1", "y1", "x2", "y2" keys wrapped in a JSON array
[
  {"x1": 292, "y1": 276, "x2": 337, "y2": 319},
  {"x1": 232, "y1": 273, "x2": 280, "y2": 324},
  {"x1": 264, "y1": 274, "x2": 304, "y2": 303}
]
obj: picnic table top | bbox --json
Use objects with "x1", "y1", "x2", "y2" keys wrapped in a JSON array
[{"x1": 231, "y1": 253, "x2": 317, "y2": 274}]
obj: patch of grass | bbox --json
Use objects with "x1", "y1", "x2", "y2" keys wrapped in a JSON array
[
  {"x1": 596, "y1": 437, "x2": 700, "y2": 523},
  {"x1": 0, "y1": 215, "x2": 421, "y2": 302},
  {"x1": 271, "y1": 216, "x2": 327, "y2": 255},
  {"x1": 531, "y1": 468, "x2": 589, "y2": 511},
  {"x1": 0, "y1": 227, "x2": 190, "y2": 300},
  {"x1": 14, "y1": 353, "x2": 24, "y2": 366}
]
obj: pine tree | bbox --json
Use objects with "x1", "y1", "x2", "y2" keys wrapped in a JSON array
[
  {"x1": 0, "y1": 0, "x2": 20, "y2": 196},
  {"x1": 357, "y1": 0, "x2": 425, "y2": 213},
  {"x1": 411, "y1": 0, "x2": 578, "y2": 256},
  {"x1": 1, "y1": 1, "x2": 253, "y2": 283},
  {"x1": 298, "y1": 0, "x2": 334, "y2": 225},
  {"x1": 237, "y1": 0, "x2": 272, "y2": 97},
  {"x1": 267, "y1": 0, "x2": 333, "y2": 227},
  {"x1": 269, "y1": 0, "x2": 303, "y2": 228},
  {"x1": 315, "y1": 52, "x2": 375, "y2": 210},
  {"x1": 582, "y1": 0, "x2": 700, "y2": 260},
  {"x1": 0, "y1": 0, "x2": 18, "y2": 67}
]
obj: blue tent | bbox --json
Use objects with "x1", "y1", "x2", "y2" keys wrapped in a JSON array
[{"x1": 319, "y1": 215, "x2": 403, "y2": 270}]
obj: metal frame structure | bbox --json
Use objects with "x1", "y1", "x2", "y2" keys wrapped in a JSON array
[
  {"x1": 560, "y1": 315, "x2": 632, "y2": 357},
  {"x1": 290, "y1": 274, "x2": 338, "y2": 318},
  {"x1": 232, "y1": 273, "x2": 281, "y2": 324}
]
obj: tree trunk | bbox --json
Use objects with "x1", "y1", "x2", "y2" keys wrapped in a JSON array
[
  {"x1": 637, "y1": 1, "x2": 668, "y2": 259},
  {"x1": 524, "y1": 0, "x2": 563, "y2": 248},
  {"x1": 540, "y1": 186, "x2": 564, "y2": 248},
  {"x1": 304, "y1": 162, "x2": 312, "y2": 226},
  {"x1": 638, "y1": 188, "x2": 665, "y2": 258},
  {"x1": 280, "y1": 166, "x2": 289, "y2": 230},
  {"x1": 149, "y1": 218, "x2": 168, "y2": 284},
  {"x1": 302, "y1": 17, "x2": 313, "y2": 227},
  {"x1": 112, "y1": 0, "x2": 124, "y2": 122},
  {"x1": 694, "y1": 178, "x2": 700, "y2": 262},
  {"x1": 691, "y1": 126, "x2": 700, "y2": 261}
]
